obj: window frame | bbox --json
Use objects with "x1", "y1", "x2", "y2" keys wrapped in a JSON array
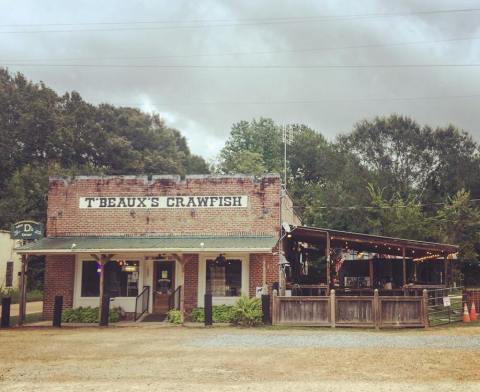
[
  {"x1": 77, "y1": 257, "x2": 141, "y2": 299},
  {"x1": 198, "y1": 253, "x2": 249, "y2": 307}
]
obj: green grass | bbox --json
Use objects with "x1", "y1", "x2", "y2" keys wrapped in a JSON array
[{"x1": 9, "y1": 312, "x2": 44, "y2": 326}]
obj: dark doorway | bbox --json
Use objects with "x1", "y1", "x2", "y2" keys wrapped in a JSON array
[{"x1": 153, "y1": 260, "x2": 175, "y2": 314}]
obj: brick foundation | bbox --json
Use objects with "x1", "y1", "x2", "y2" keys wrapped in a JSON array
[{"x1": 43, "y1": 254, "x2": 75, "y2": 320}]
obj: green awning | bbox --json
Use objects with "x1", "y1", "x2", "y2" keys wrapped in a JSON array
[{"x1": 15, "y1": 235, "x2": 278, "y2": 254}]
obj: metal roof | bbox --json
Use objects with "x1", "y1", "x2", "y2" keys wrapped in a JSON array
[
  {"x1": 288, "y1": 225, "x2": 458, "y2": 258},
  {"x1": 15, "y1": 235, "x2": 278, "y2": 254}
]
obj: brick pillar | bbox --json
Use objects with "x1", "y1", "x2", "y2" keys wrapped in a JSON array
[
  {"x1": 183, "y1": 254, "x2": 199, "y2": 317},
  {"x1": 249, "y1": 252, "x2": 278, "y2": 297},
  {"x1": 43, "y1": 254, "x2": 76, "y2": 320}
]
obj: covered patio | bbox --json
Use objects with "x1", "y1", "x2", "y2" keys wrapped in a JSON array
[{"x1": 283, "y1": 226, "x2": 458, "y2": 296}]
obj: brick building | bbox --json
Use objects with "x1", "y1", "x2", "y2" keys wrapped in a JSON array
[{"x1": 17, "y1": 174, "x2": 299, "y2": 320}]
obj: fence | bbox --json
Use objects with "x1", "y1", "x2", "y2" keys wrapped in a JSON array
[
  {"x1": 426, "y1": 286, "x2": 463, "y2": 327},
  {"x1": 272, "y1": 289, "x2": 428, "y2": 328}
]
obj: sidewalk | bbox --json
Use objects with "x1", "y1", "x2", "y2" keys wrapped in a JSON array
[{"x1": 8, "y1": 301, "x2": 43, "y2": 317}]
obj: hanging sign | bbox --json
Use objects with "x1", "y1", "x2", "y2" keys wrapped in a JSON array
[
  {"x1": 10, "y1": 221, "x2": 44, "y2": 240},
  {"x1": 79, "y1": 195, "x2": 248, "y2": 209},
  {"x1": 443, "y1": 297, "x2": 451, "y2": 307}
]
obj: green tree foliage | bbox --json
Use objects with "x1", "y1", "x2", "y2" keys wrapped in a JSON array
[
  {"x1": 218, "y1": 114, "x2": 480, "y2": 262},
  {"x1": 218, "y1": 118, "x2": 283, "y2": 174},
  {"x1": 0, "y1": 68, "x2": 209, "y2": 229},
  {"x1": 436, "y1": 189, "x2": 480, "y2": 261},
  {"x1": 366, "y1": 184, "x2": 432, "y2": 241}
]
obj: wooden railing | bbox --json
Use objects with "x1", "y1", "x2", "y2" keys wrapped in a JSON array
[
  {"x1": 272, "y1": 289, "x2": 428, "y2": 328},
  {"x1": 134, "y1": 286, "x2": 150, "y2": 321}
]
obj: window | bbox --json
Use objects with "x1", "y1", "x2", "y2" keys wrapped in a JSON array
[
  {"x1": 81, "y1": 260, "x2": 139, "y2": 297},
  {"x1": 81, "y1": 261, "x2": 99, "y2": 297},
  {"x1": 5, "y1": 261, "x2": 13, "y2": 287},
  {"x1": 206, "y1": 259, "x2": 241, "y2": 297}
]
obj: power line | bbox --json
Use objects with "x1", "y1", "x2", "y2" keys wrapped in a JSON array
[
  {"x1": 3, "y1": 7, "x2": 480, "y2": 27},
  {"x1": 4, "y1": 35, "x2": 480, "y2": 62},
  {"x1": 104, "y1": 94, "x2": 480, "y2": 107},
  {"x1": 1, "y1": 7, "x2": 479, "y2": 33},
  {"x1": 316, "y1": 199, "x2": 480, "y2": 210},
  {"x1": 3, "y1": 63, "x2": 480, "y2": 70}
]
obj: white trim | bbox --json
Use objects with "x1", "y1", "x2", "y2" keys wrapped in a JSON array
[
  {"x1": 74, "y1": 255, "x2": 143, "y2": 313},
  {"x1": 197, "y1": 253, "x2": 249, "y2": 307}
]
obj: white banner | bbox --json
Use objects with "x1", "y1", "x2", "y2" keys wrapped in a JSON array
[{"x1": 79, "y1": 195, "x2": 248, "y2": 209}]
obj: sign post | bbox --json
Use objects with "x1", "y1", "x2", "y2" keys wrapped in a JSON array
[{"x1": 10, "y1": 220, "x2": 44, "y2": 326}]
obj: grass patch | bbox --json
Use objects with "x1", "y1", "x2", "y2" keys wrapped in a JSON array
[{"x1": 9, "y1": 312, "x2": 44, "y2": 326}]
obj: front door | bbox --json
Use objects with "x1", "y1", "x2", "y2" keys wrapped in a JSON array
[{"x1": 154, "y1": 260, "x2": 175, "y2": 314}]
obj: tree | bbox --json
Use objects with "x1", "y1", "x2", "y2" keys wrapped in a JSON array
[
  {"x1": 338, "y1": 114, "x2": 434, "y2": 199},
  {"x1": 436, "y1": 189, "x2": 480, "y2": 261},
  {"x1": 218, "y1": 118, "x2": 283, "y2": 174},
  {"x1": 0, "y1": 68, "x2": 210, "y2": 229},
  {"x1": 366, "y1": 184, "x2": 432, "y2": 240}
]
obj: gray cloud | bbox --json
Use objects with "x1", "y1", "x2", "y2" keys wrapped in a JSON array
[{"x1": 2, "y1": 0, "x2": 480, "y2": 159}]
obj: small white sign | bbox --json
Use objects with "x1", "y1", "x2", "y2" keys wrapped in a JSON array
[
  {"x1": 79, "y1": 195, "x2": 248, "y2": 209},
  {"x1": 255, "y1": 287, "x2": 264, "y2": 298},
  {"x1": 443, "y1": 296, "x2": 451, "y2": 307}
]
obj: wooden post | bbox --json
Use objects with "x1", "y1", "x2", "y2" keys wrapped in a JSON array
[
  {"x1": 402, "y1": 247, "x2": 407, "y2": 289},
  {"x1": 261, "y1": 294, "x2": 271, "y2": 324},
  {"x1": 422, "y1": 289, "x2": 429, "y2": 328},
  {"x1": 1, "y1": 297, "x2": 11, "y2": 328},
  {"x1": 272, "y1": 289, "x2": 278, "y2": 325},
  {"x1": 374, "y1": 289, "x2": 380, "y2": 329},
  {"x1": 98, "y1": 255, "x2": 106, "y2": 325},
  {"x1": 326, "y1": 232, "x2": 331, "y2": 287},
  {"x1": 204, "y1": 293, "x2": 213, "y2": 326},
  {"x1": 330, "y1": 289, "x2": 336, "y2": 328},
  {"x1": 444, "y1": 256, "x2": 448, "y2": 286},
  {"x1": 369, "y1": 259, "x2": 374, "y2": 288},
  {"x1": 18, "y1": 255, "x2": 28, "y2": 326},
  {"x1": 262, "y1": 255, "x2": 267, "y2": 293},
  {"x1": 53, "y1": 295, "x2": 63, "y2": 328}
]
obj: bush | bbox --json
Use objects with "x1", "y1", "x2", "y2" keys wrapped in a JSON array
[
  {"x1": 231, "y1": 296, "x2": 263, "y2": 327},
  {"x1": 167, "y1": 309, "x2": 182, "y2": 324},
  {"x1": 190, "y1": 305, "x2": 235, "y2": 323},
  {"x1": 0, "y1": 287, "x2": 43, "y2": 304},
  {"x1": 61, "y1": 306, "x2": 122, "y2": 323}
]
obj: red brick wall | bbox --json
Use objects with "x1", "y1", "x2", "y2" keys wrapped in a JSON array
[
  {"x1": 184, "y1": 254, "x2": 199, "y2": 316},
  {"x1": 46, "y1": 175, "x2": 281, "y2": 237},
  {"x1": 249, "y1": 252, "x2": 279, "y2": 297},
  {"x1": 43, "y1": 254, "x2": 75, "y2": 319}
]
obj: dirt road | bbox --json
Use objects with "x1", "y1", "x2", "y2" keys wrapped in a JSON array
[{"x1": 1, "y1": 324, "x2": 479, "y2": 391}]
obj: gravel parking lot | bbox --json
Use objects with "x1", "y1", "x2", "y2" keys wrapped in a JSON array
[{"x1": 1, "y1": 324, "x2": 479, "y2": 392}]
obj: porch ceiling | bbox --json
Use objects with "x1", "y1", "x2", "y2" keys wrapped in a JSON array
[{"x1": 15, "y1": 235, "x2": 278, "y2": 254}]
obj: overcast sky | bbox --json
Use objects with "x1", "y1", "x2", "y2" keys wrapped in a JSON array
[{"x1": 2, "y1": 0, "x2": 480, "y2": 160}]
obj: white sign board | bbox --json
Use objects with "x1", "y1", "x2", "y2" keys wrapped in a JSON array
[
  {"x1": 79, "y1": 195, "x2": 248, "y2": 209},
  {"x1": 255, "y1": 287, "x2": 264, "y2": 298},
  {"x1": 443, "y1": 296, "x2": 451, "y2": 307}
]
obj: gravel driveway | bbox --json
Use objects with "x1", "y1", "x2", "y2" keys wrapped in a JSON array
[{"x1": 189, "y1": 330, "x2": 480, "y2": 350}]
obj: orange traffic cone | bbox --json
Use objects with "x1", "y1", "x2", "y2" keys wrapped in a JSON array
[
  {"x1": 463, "y1": 303, "x2": 471, "y2": 323},
  {"x1": 470, "y1": 302, "x2": 478, "y2": 322}
]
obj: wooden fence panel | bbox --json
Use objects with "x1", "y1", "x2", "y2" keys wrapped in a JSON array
[
  {"x1": 379, "y1": 297, "x2": 425, "y2": 327},
  {"x1": 274, "y1": 297, "x2": 330, "y2": 326},
  {"x1": 335, "y1": 297, "x2": 374, "y2": 327},
  {"x1": 272, "y1": 293, "x2": 427, "y2": 328}
]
